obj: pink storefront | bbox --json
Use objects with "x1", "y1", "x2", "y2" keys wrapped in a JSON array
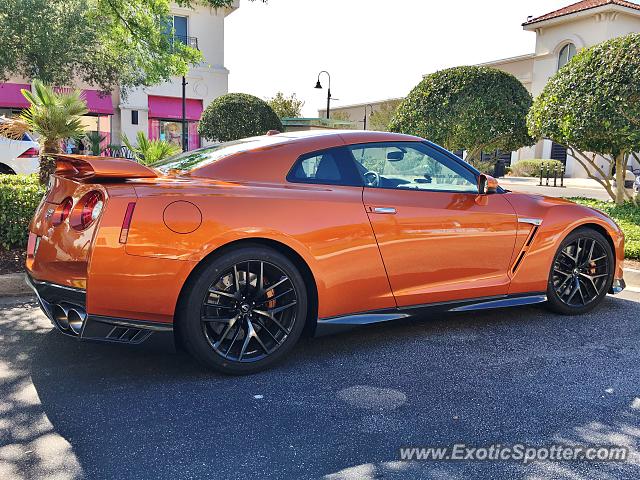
[
  {"x1": 0, "y1": 82, "x2": 114, "y2": 146},
  {"x1": 147, "y1": 95, "x2": 203, "y2": 151}
]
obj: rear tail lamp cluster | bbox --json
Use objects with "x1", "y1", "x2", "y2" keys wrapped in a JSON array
[
  {"x1": 70, "y1": 191, "x2": 104, "y2": 230},
  {"x1": 52, "y1": 197, "x2": 73, "y2": 226},
  {"x1": 18, "y1": 147, "x2": 39, "y2": 158}
]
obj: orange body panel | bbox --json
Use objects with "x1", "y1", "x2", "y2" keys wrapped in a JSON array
[{"x1": 26, "y1": 131, "x2": 626, "y2": 327}]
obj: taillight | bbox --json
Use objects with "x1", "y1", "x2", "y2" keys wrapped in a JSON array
[
  {"x1": 18, "y1": 147, "x2": 39, "y2": 158},
  {"x1": 71, "y1": 191, "x2": 104, "y2": 230},
  {"x1": 52, "y1": 197, "x2": 73, "y2": 226},
  {"x1": 119, "y1": 202, "x2": 136, "y2": 243}
]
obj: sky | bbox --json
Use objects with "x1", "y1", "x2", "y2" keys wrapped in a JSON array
[{"x1": 224, "y1": 0, "x2": 586, "y2": 116}]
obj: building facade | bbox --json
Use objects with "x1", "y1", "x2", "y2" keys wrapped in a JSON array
[
  {"x1": 0, "y1": 1, "x2": 239, "y2": 151},
  {"x1": 321, "y1": 0, "x2": 640, "y2": 177}
]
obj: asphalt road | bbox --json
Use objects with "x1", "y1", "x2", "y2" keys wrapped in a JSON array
[{"x1": 1, "y1": 291, "x2": 640, "y2": 480}]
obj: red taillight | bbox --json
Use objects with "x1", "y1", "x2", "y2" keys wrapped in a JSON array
[
  {"x1": 52, "y1": 197, "x2": 73, "y2": 226},
  {"x1": 71, "y1": 191, "x2": 104, "y2": 230},
  {"x1": 119, "y1": 202, "x2": 136, "y2": 244},
  {"x1": 18, "y1": 147, "x2": 39, "y2": 158}
]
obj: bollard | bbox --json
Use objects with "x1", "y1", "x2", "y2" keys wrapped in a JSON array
[
  {"x1": 545, "y1": 164, "x2": 550, "y2": 186},
  {"x1": 539, "y1": 165, "x2": 543, "y2": 186},
  {"x1": 560, "y1": 165, "x2": 565, "y2": 187},
  {"x1": 553, "y1": 164, "x2": 558, "y2": 187}
]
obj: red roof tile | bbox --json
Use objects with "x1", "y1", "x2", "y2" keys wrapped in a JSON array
[{"x1": 523, "y1": 0, "x2": 640, "y2": 25}]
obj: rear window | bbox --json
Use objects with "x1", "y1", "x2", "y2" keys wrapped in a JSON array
[{"x1": 152, "y1": 136, "x2": 288, "y2": 174}]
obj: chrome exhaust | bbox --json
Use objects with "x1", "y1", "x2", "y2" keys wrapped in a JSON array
[
  {"x1": 51, "y1": 304, "x2": 87, "y2": 336},
  {"x1": 52, "y1": 304, "x2": 70, "y2": 331},
  {"x1": 67, "y1": 308, "x2": 87, "y2": 335}
]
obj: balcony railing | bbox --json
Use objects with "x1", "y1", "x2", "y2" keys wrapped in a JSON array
[{"x1": 168, "y1": 35, "x2": 199, "y2": 50}]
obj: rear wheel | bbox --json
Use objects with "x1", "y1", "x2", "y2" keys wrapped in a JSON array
[
  {"x1": 0, "y1": 164, "x2": 16, "y2": 175},
  {"x1": 179, "y1": 246, "x2": 307, "y2": 374},
  {"x1": 546, "y1": 229, "x2": 613, "y2": 315}
]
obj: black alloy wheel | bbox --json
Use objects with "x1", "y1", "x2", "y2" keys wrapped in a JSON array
[
  {"x1": 547, "y1": 229, "x2": 613, "y2": 315},
  {"x1": 179, "y1": 246, "x2": 308, "y2": 374}
]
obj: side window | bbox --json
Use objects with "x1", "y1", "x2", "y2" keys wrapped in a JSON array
[
  {"x1": 348, "y1": 142, "x2": 478, "y2": 193},
  {"x1": 287, "y1": 148, "x2": 362, "y2": 186}
]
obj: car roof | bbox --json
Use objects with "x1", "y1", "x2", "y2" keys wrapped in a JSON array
[{"x1": 273, "y1": 129, "x2": 422, "y2": 145}]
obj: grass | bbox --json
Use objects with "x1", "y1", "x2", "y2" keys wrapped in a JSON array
[{"x1": 570, "y1": 198, "x2": 640, "y2": 260}]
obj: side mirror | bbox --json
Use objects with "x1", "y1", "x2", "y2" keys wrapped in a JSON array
[{"x1": 478, "y1": 174, "x2": 499, "y2": 194}]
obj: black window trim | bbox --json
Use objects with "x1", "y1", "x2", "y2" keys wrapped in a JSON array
[{"x1": 286, "y1": 146, "x2": 364, "y2": 187}]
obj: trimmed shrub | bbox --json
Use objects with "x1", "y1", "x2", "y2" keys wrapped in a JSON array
[
  {"x1": 198, "y1": 93, "x2": 283, "y2": 142},
  {"x1": 0, "y1": 174, "x2": 45, "y2": 250},
  {"x1": 510, "y1": 159, "x2": 563, "y2": 177}
]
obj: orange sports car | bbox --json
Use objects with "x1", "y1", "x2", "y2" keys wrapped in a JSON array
[{"x1": 26, "y1": 131, "x2": 626, "y2": 374}]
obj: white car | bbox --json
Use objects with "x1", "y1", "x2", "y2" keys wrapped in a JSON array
[{"x1": 0, "y1": 126, "x2": 40, "y2": 175}]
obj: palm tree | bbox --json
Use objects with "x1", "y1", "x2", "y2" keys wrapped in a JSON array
[
  {"x1": 20, "y1": 81, "x2": 88, "y2": 184},
  {"x1": 123, "y1": 131, "x2": 181, "y2": 166}
]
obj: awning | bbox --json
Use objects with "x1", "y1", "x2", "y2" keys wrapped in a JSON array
[
  {"x1": 0, "y1": 83, "x2": 114, "y2": 115},
  {"x1": 83, "y1": 90, "x2": 114, "y2": 115},
  {"x1": 0, "y1": 83, "x2": 31, "y2": 109},
  {"x1": 148, "y1": 95, "x2": 203, "y2": 121}
]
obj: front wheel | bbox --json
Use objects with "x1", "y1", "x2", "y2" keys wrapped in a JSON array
[
  {"x1": 546, "y1": 229, "x2": 614, "y2": 315},
  {"x1": 179, "y1": 246, "x2": 308, "y2": 375}
]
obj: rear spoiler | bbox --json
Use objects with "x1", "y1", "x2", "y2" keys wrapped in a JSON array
[{"x1": 51, "y1": 154, "x2": 158, "y2": 180}]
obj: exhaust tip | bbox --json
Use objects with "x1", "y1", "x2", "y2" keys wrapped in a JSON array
[
  {"x1": 67, "y1": 309, "x2": 86, "y2": 335},
  {"x1": 52, "y1": 304, "x2": 69, "y2": 330}
]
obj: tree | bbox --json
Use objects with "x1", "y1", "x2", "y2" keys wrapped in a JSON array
[
  {"x1": 528, "y1": 34, "x2": 640, "y2": 205},
  {"x1": 123, "y1": 131, "x2": 181, "y2": 165},
  {"x1": 368, "y1": 100, "x2": 401, "y2": 132},
  {"x1": 389, "y1": 66, "x2": 533, "y2": 170},
  {"x1": 199, "y1": 93, "x2": 283, "y2": 142},
  {"x1": 0, "y1": 0, "x2": 263, "y2": 93},
  {"x1": 267, "y1": 92, "x2": 304, "y2": 118},
  {"x1": 20, "y1": 81, "x2": 88, "y2": 184}
]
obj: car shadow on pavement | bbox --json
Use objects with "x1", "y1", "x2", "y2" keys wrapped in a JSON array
[{"x1": 2, "y1": 295, "x2": 640, "y2": 479}]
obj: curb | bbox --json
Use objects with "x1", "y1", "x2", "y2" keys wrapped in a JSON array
[
  {"x1": 1, "y1": 269, "x2": 639, "y2": 297},
  {"x1": 624, "y1": 268, "x2": 640, "y2": 290},
  {"x1": 0, "y1": 272, "x2": 31, "y2": 296}
]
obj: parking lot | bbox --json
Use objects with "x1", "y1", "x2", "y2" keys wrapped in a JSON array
[{"x1": 1, "y1": 291, "x2": 639, "y2": 480}]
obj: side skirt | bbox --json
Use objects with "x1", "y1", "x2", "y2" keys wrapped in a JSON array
[{"x1": 314, "y1": 293, "x2": 547, "y2": 336}]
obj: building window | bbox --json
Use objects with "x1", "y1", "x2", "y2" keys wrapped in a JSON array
[
  {"x1": 558, "y1": 43, "x2": 577, "y2": 70},
  {"x1": 149, "y1": 119, "x2": 200, "y2": 151},
  {"x1": 131, "y1": 110, "x2": 138, "y2": 125},
  {"x1": 163, "y1": 15, "x2": 188, "y2": 44}
]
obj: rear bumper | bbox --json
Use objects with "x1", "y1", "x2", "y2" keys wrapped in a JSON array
[{"x1": 26, "y1": 273, "x2": 174, "y2": 350}]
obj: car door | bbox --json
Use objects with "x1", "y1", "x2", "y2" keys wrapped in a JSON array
[{"x1": 349, "y1": 141, "x2": 518, "y2": 307}]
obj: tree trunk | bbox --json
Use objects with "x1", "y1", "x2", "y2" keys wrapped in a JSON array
[
  {"x1": 39, "y1": 140, "x2": 61, "y2": 185},
  {"x1": 614, "y1": 153, "x2": 626, "y2": 205}
]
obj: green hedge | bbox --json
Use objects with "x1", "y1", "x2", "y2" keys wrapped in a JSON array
[
  {"x1": 0, "y1": 175, "x2": 46, "y2": 250},
  {"x1": 510, "y1": 159, "x2": 563, "y2": 177},
  {"x1": 570, "y1": 198, "x2": 640, "y2": 260}
]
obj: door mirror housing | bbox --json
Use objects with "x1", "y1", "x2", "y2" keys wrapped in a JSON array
[{"x1": 478, "y1": 174, "x2": 499, "y2": 195}]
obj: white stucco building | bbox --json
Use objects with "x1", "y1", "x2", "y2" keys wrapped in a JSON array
[
  {"x1": 0, "y1": 1, "x2": 239, "y2": 152},
  {"x1": 321, "y1": 0, "x2": 640, "y2": 177}
]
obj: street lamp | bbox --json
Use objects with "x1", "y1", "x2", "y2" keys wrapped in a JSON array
[
  {"x1": 363, "y1": 104, "x2": 374, "y2": 131},
  {"x1": 181, "y1": 36, "x2": 199, "y2": 152},
  {"x1": 315, "y1": 71, "x2": 331, "y2": 119}
]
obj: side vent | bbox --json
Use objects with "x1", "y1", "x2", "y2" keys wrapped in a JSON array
[{"x1": 511, "y1": 222, "x2": 541, "y2": 275}]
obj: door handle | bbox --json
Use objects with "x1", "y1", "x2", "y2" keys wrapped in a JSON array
[{"x1": 372, "y1": 207, "x2": 397, "y2": 214}]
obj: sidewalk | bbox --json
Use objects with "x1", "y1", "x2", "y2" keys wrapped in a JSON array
[{"x1": 501, "y1": 176, "x2": 604, "y2": 189}]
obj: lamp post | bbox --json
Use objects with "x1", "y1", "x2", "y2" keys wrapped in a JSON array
[
  {"x1": 363, "y1": 104, "x2": 374, "y2": 131},
  {"x1": 315, "y1": 71, "x2": 331, "y2": 119},
  {"x1": 181, "y1": 75, "x2": 188, "y2": 152}
]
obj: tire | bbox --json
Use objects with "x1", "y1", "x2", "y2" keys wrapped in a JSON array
[
  {"x1": 546, "y1": 228, "x2": 614, "y2": 315},
  {"x1": 178, "y1": 245, "x2": 308, "y2": 375},
  {"x1": 0, "y1": 164, "x2": 16, "y2": 175}
]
